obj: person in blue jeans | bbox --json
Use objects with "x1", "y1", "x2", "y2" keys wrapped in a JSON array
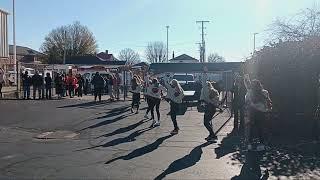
[{"x1": 22, "y1": 71, "x2": 31, "y2": 99}]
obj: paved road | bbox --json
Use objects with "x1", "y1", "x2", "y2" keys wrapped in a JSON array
[{"x1": 0, "y1": 98, "x2": 319, "y2": 179}]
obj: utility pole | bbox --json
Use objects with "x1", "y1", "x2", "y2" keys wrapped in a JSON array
[
  {"x1": 196, "y1": 20, "x2": 209, "y2": 62},
  {"x1": 253, "y1": 32, "x2": 258, "y2": 55},
  {"x1": 13, "y1": 0, "x2": 19, "y2": 98},
  {"x1": 196, "y1": 42, "x2": 202, "y2": 62},
  {"x1": 166, "y1": 26, "x2": 169, "y2": 62}
]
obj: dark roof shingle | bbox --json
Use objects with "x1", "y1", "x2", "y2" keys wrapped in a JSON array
[
  {"x1": 9, "y1": 45, "x2": 43, "y2": 56},
  {"x1": 150, "y1": 62, "x2": 243, "y2": 73},
  {"x1": 65, "y1": 55, "x2": 126, "y2": 65},
  {"x1": 169, "y1": 54, "x2": 199, "y2": 62}
]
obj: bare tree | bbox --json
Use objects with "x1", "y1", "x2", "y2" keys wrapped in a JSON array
[
  {"x1": 145, "y1": 41, "x2": 167, "y2": 63},
  {"x1": 118, "y1": 48, "x2": 140, "y2": 65},
  {"x1": 269, "y1": 7, "x2": 320, "y2": 41},
  {"x1": 41, "y1": 21, "x2": 98, "y2": 64},
  {"x1": 207, "y1": 53, "x2": 225, "y2": 63}
]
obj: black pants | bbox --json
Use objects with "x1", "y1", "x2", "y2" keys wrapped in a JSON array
[
  {"x1": 33, "y1": 86, "x2": 42, "y2": 99},
  {"x1": 234, "y1": 106, "x2": 245, "y2": 133},
  {"x1": 0, "y1": 82, "x2": 2, "y2": 98},
  {"x1": 68, "y1": 85, "x2": 74, "y2": 98},
  {"x1": 78, "y1": 87, "x2": 83, "y2": 97},
  {"x1": 46, "y1": 87, "x2": 52, "y2": 99},
  {"x1": 150, "y1": 97, "x2": 161, "y2": 120},
  {"x1": 132, "y1": 93, "x2": 140, "y2": 110},
  {"x1": 145, "y1": 96, "x2": 151, "y2": 115},
  {"x1": 94, "y1": 87, "x2": 102, "y2": 101},
  {"x1": 249, "y1": 109, "x2": 265, "y2": 144},
  {"x1": 170, "y1": 101, "x2": 179, "y2": 129},
  {"x1": 204, "y1": 103, "x2": 217, "y2": 137}
]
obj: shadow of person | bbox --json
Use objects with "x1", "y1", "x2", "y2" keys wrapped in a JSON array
[
  {"x1": 105, "y1": 134, "x2": 174, "y2": 164},
  {"x1": 96, "y1": 106, "x2": 131, "y2": 120},
  {"x1": 76, "y1": 127, "x2": 154, "y2": 151},
  {"x1": 58, "y1": 100, "x2": 113, "y2": 108},
  {"x1": 154, "y1": 142, "x2": 212, "y2": 180},
  {"x1": 80, "y1": 114, "x2": 132, "y2": 131},
  {"x1": 231, "y1": 151, "x2": 269, "y2": 180},
  {"x1": 96, "y1": 119, "x2": 150, "y2": 139}
]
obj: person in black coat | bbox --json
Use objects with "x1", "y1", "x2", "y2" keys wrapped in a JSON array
[
  {"x1": 22, "y1": 71, "x2": 32, "y2": 99},
  {"x1": 91, "y1": 72, "x2": 105, "y2": 102},
  {"x1": 32, "y1": 71, "x2": 43, "y2": 100},
  {"x1": 45, "y1": 73, "x2": 52, "y2": 99}
]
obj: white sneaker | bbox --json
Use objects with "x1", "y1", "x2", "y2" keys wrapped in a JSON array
[
  {"x1": 144, "y1": 114, "x2": 149, "y2": 119},
  {"x1": 150, "y1": 120, "x2": 156, "y2": 128},
  {"x1": 154, "y1": 121, "x2": 160, "y2": 127}
]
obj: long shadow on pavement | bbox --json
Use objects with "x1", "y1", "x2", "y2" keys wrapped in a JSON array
[
  {"x1": 216, "y1": 132, "x2": 320, "y2": 178},
  {"x1": 80, "y1": 114, "x2": 132, "y2": 131},
  {"x1": 76, "y1": 127, "x2": 154, "y2": 151},
  {"x1": 95, "y1": 106, "x2": 131, "y2": 120},
  {"x1": 105, "y1": 134, "x2": 174, "y2": 164},
  {"x1": 95, "y1": 119, "x2": 150, "y2": 139},
  {"x1": 154, "y1": 142, "x2": 212, "y2": 180},
  {"x1": 57, "y1": 100, "x2": 114, "y2": 109}
]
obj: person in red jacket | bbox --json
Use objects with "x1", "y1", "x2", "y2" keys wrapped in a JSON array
[{"x1": 66, "y1": 73, "x2": 76, "y2": 98}]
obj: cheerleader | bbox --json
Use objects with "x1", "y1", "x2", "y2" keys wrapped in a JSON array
[
  {"x1": 148, "y1": 78, "x2": 167, "y2": 127},
  {"x1": 164, "y1": 79, "x2": 184, "y2": 135}
]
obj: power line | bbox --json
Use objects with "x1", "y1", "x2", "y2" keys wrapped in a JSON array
[{"x1": 196, "y1": 20, "x2": 210, "y2": 62}]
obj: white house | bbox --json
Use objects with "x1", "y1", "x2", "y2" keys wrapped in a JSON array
[{"x1": 169, "y1": 54, "x2": 199, "y2": 63}]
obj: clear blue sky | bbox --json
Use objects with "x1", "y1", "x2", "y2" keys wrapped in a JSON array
[{"x1": 0, "y1": 0, "x2": 318, "y2": 61}]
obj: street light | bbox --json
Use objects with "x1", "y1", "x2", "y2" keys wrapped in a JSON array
[{"x1": 253, "y1": 32, "x2": 259, "y2": 54}]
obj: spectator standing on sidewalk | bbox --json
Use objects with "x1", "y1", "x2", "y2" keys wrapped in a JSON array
[
  {"x1": 66, "y1": 73, "x2": 76, "y2": 98},
  {"x1": 200, "y1": 71, "x2": 220, "y2": 142},
  {"x1": 45, "y1": 73, "x2": 52, "y2": 99},
  {"x1": 164, "y1": 78, "x2": 184, "y2": 135},
  {"x1": 22, "y1": 71, "x2": 31, "y2": 99},
  {"x1": 107, "y1": 74, "x2": 115, "y2": 101},
  {"x1": 0, "y1": 68, "x2": 5, "y2": 98},
  {"x1": 114, "y1": 72, "x2": 121, "y2": 100},
  {"x1": 32, "y1": 71, "x2": 43, "y2": 100},
  {"x1": 244, "y1": 74, "x2": 272, "y2": 151},
  {"x1": 76, "y1": 74, "x2": 84, "y2": 97},
  {"x1": 55, "y1": 73, "x2": 63, "y2": 99},
  {"x1": 91, "y1": 72, "x2": 105, "y2": 102}
]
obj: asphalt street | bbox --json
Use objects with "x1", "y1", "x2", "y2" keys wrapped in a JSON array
[{"x1": 0, "y1": 97, "x2": 319, "y2": 179}]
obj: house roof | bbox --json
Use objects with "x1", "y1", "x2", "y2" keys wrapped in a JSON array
[
  {"x1": 150, "y1": 62, "x2": 243, "y2": 73},
  {"x1": 97, "y1": 52, "x2": 119, "y2": 61},
  {"x1": 65, "y1": 55, "x2": 126, "y2": 66},
  {"x1": 133, "y1": 62, "x2": 149, "y2": 67},
  {"x1": 9, "y1": 45, "x2": 43, "y2": 56},
  {"x1": 169, "y1": 54, "x2": 199, "y2": 62}
]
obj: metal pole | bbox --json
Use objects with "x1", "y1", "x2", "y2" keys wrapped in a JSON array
[
  {"x1": 13, "y1": 0, "x2": 19, "y2": 98},
  {"x1": 166, "y1": 26, "x2": 169, "y2": 62}
]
